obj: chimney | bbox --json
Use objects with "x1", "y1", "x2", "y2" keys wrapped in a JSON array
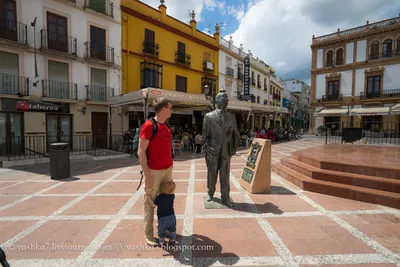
[
  {"x1": 190, "y1": 10, "x2": 196, "y2": 35},
  {"x1": 158, "y1": 0, "x2": 167, "y2": 20}
]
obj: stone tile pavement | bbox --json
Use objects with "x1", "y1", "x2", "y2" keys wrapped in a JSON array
[{"x1": 0, "y1": 136, "x2": 399, "y2": 267}]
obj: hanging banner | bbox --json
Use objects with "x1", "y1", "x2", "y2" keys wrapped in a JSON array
[{"x1": 243, "y1": 56, "x2": 250, "y2": 95}]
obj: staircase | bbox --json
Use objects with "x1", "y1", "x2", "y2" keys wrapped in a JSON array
[{"x1": 272, "y1": 151, "x2": 400, "y2": 209}]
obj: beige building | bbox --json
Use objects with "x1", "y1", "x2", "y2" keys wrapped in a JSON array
[
  {"x1": 0, "y1": 0, "x2": 122, "y2": 157},
  {"x1": 310, "y1": 15, "x2": 400, "y2": 134}
]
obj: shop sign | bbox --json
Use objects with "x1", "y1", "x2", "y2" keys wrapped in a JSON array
[
  {"x1": 16, "y1": 101, "x2": 60, "y2": 112},
  {"x1": 243, "y1": 56, "x2": 250, "y2": 95}
]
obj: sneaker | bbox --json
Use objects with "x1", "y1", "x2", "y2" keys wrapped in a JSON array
[
  {"x1": 145, "y1": 236, "x2": 158, "y2": 247},
  {"x1": 169, "y1": 239, "x2": 176, "y2": 246}
]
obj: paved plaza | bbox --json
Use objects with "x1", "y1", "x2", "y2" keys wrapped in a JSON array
[{"x1": 0, "y1": 136, "x2": 399, "y2": 267}]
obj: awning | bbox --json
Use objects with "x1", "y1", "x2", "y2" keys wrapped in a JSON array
[
  {"x1": 350, "y1": 106, "x2": 390, "y2": 116},
  {"x1": 314, "y1": 108, "x2": 349, "y2": 117},
  {"x1": 391, "y1": 103, "x2": 400, "y2": 114}
]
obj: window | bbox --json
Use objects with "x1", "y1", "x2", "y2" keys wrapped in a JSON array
[
  {"x1": 143, "y1": 28, "x2": 156, "y2": 55},
  {"x1": 326, "y1": 50, "x2": 333, "y2": 66},
  {"x1": 140, "y1": 61, "x2": 162, "y2": 89},
  {"x1": 370, "y1": 41, "x2": 379, "y2": 60},
  {"x1": 256, "y1": 96, "x2": 260, "y2": 104},
  {"x1": 177, "y1": 41, "x2": 186, "y2": 63},
  {"x1": 0, "y1": 0, "x2": 17, "y2": 41},
  {"x1": 176, "y1": 75, "x2": 187, "y2": 92},
  {"x1": 90, "y1": 25, "x2": 106, "y2": 60},
  {"x1": 382, "y1": 39, "x2": 393, "y2": 58},
  {"x1": 397, "y1": 37, "x2": 400, "y2": 56},
  {"x1": 226, "y1": 56, "x2": 232, "y2": 66},
  {"x1": 327, "y1": 80, "x2": 339, "y2": 96},
  {"x1": 251, "y1": 72, "x2": 255, "y2": 85},
  {"x1": 46, "y1": 61, "x2": 70, "y2": 99},
  {"x1": 366, "y1": 75, "x2": 381, "y2": 98},
  {"x1": 257, "y1": 74, "x2": 261, "y2": 87},
  {"x1": 47, "y1": 12, "x2": 68, "y2": 52},
  {"x1": 336, "y1": 48, "x2": 343, "y2": 65},
  {"x1": 90, "y1": 68, "x2": 107, "y2": 102}
]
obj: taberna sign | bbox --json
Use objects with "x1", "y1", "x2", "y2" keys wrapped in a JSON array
[
  {"x1": 243, "y1": 56, "x2": 250, "y2": 95},
  {"x1": 16, "y1": 101, "x2": 60, "y2": 112}
]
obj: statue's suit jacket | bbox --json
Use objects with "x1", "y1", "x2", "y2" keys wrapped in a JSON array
[{"x1": 202, "y1": 109, "x2": 240, "y2": 158}]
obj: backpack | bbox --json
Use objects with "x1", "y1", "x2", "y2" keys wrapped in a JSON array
[{"x1": 134, "y1": 117, "x2": 174, "y2": 190}]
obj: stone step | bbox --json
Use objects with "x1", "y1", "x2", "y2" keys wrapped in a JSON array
[
  {"x1": 291, "y1": 148, "x2": 400, "y2": 180},
  {"x1": 280, "y1": 157, "x2": 400, "y2": 194},
  {"x1": 272, "y1": 163, "x2": 400, "y2": 209}
]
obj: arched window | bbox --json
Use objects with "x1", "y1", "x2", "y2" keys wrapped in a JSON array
[
  {"x1": 336, "y1": 48, "x2": 344, "y2": 65},
  {"x1": 370, "y1": 41, "x2": 380, "y2": 60},
  {"x1": 326, "y1": 50, "x2": 333, "y2": 67},
  {"x1": 397, "y1": 37, "x2": 400, "y2": 56},
  {"x1": 382, "y1": 39, "x2": 393, "y2": 58}
]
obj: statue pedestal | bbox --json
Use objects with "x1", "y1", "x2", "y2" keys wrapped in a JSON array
[
  {"x1": 203, "y1": 196, "x2": 234, "y2": 209},
  {"x1": 239, "y1": 138, "x2": 271, "y2": 194}
]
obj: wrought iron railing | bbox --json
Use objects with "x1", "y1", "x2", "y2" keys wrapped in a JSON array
[
  {"x1": 382, "y1": 50, "x2": 394, "y2": 58},
  {"x1": 324, "y1": 121, "x2": 400, "y2": 145},
  {"x1": 0, "y1": 134, "x2": 130, "y2": 161},
  {"x1": 360, "y1": 89, "x2": 400, "y2": 100},
  {"x1": 273, "y1": 94, "x2": 281, "y2": 101},
  {"x1": 40, "y1": 29, "x2": 77, "y2": 55},
  {"x1": 84, "y1": 0, "x2": 114, "y2": 18},
  {"x1": 0, "y1": 73, "x2": 29, "y2": 96},
  {"x1": 325, "y1": 61, "x2": 333, "y2": 67},
  {"x1": 322, "y1": 94, "x2": 343, "y2": 101},
  {"x1": 86, "y1": 85, "x2": 110, "y2": 102},
  {"x1": 42, "y1": 80, "x2": 78, "y2": 100},
  {"x1": 369, "y1": 53, "x2": 380, "y2": 60},
  {"x1": 85, "y1": 41, "x2": 114, "y2": 64},
  {"x1": 142, "y1": 41, "x2": 159, "y2": 57},
  {"x1": 0, "y1": 17, "x2": 28, "y2": 44},
  {"x1": 226, "y1": 67, "x2": 234, "y2": 77},
  {"x1": 175, "y1": 51, "x2": 191, "y2": 66}
]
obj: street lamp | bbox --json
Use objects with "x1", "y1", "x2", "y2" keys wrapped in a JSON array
[{"x1": 204, "y1": 84, "x2": 216, "y2": 110}]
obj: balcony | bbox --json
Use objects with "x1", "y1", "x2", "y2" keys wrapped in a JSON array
[
  {"x1": 226, "y1": 67, "x2": 234, "y2": 77},
  {"x1": 85, "y1": 41, "x2": 114, "y2": 64},
  {"x1": 86, "y1": 85, "x2": 110, "y2": 102},
  {"x1": 40, "y1": 29, "x2": 77, "y2": 55},
  {"x1": 0, "y1": 17, "x2": 28, "y2": 45},
  {"x1": 0, "y1": 73, "x2": 29, "y2": 96},
  {"x1": 175, "y1": 51, "x2": 191, "y2": 67},
  {"x1": 325, "y1": 61, "x2": 333, "y2": 67},
  {"x1": 360, "y1": 89, "x2": 400, "y2": 100},
  {"x1": 369, "y1": 53, "x2": 380, "y2": 60},
  {"x1": 84, "y1": 0, "x2": 114, "y2": 18},
  {"x1": 142, "y1": 41, "x2": 159, "y2": 57},
  {"x1": 42, "y1": 80, "x2": 78, "y2": 100},
  {"x1": 322, "y1": 94, "x2": 343, "y2": 102},
  {"x1": 396, "y1": 49, "x2": 400, "y2": 56},
  {"x1": 336, "y1": 59, "x2": 344, "y2": 65},
  {"x1": 382, "y1": 50, "x2": 394, "y2": 59},
  {"x1": 273, "y1": 94, "x2": 281, "y2": 101}
]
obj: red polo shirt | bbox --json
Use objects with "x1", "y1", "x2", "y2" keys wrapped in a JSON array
[{"x1": 139, "y1": 120, "x2": 173, "y2": 170}]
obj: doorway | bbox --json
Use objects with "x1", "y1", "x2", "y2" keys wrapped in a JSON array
[
  {"x1": 46, "y1": 114, "x2": 72, "y2": 147},
  {"x1": 0, "y1": 112, "x2": 24, "y2": 155},
  {"x1": 92, "y1": 112, "x2": 108, "y2": 149}
]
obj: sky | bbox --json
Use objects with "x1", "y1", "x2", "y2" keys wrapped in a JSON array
[{"x1": 139, "y1": 0, "x2": 400, "y2": 86}]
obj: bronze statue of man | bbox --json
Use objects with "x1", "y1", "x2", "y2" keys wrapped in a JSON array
[{"x1": 202, "y1": 88, "x2": 240, "y2": 208}]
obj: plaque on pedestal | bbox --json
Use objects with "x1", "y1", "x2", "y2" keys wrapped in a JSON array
[{"x1": 239, "y1": 138, "x2": 271, "y2": 193}]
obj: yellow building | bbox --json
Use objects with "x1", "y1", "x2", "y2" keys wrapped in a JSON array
[{"x1": 110, "y1": 0, "x2": 220, "y2": 132}]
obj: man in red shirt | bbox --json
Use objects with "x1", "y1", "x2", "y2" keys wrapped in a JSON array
[{"x1": 138, "y1": 97, "x2": 173, "y2": 246}]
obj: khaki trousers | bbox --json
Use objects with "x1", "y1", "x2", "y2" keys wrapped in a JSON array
[{"x1": 143, "y1": 167, "x2": 173, "y2": 238}]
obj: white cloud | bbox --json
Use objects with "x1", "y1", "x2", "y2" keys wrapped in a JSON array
[{"x1": 227, "y1": 0, "x2": 400, "y2": 82}]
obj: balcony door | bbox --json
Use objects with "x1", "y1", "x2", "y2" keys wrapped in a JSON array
[
  {"x1": 177, "y1": 42, "x2": 186, "y2": 63},
  {"x1": 90, "y1": 68, "x2": 107, "y2": 101},
  {"x1": 0, "y1": 112, "x2": 23, "y2": 156},
  {"x1": 366, "y1": 76, "x2": 381, "y2": 98},
  {"x1": 48, "y1": 60, "x2": 69, "y2": 99},
  {"x1": 0, "y1": 51, "x2": 19, "y2": 94},
  {"x1": 90, "y1": 26, "x2": 106, "y2": 60},
  {"x1": 47, "y1": 12, "x2": 68, "y2": 52},
  {"x1": 144, "y1": 29, "x2": 155, "y2": 55},
  {"x1": 89, "y1": 0, "x2": 106, "y2": 14},
  {"x1": 327, "y1": 80, "x2": 339, "y2": 100},
  {"x1": 0, "y1": 0, "x2": 17, "y2": 41},
  {"x1": 46, "y1": 114, "x2": 72, "y2": 146}
]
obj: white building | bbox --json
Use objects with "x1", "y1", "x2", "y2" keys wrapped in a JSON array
[
  {"x1": 219, "y1": 36, "x2": 245, "y2": 100},
  {"x1": 311, "y1": 15, "x2": 400, "y2": 134},
  {"x1": 0, "y1": 0, "x2": 121, "y2": 154}
]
